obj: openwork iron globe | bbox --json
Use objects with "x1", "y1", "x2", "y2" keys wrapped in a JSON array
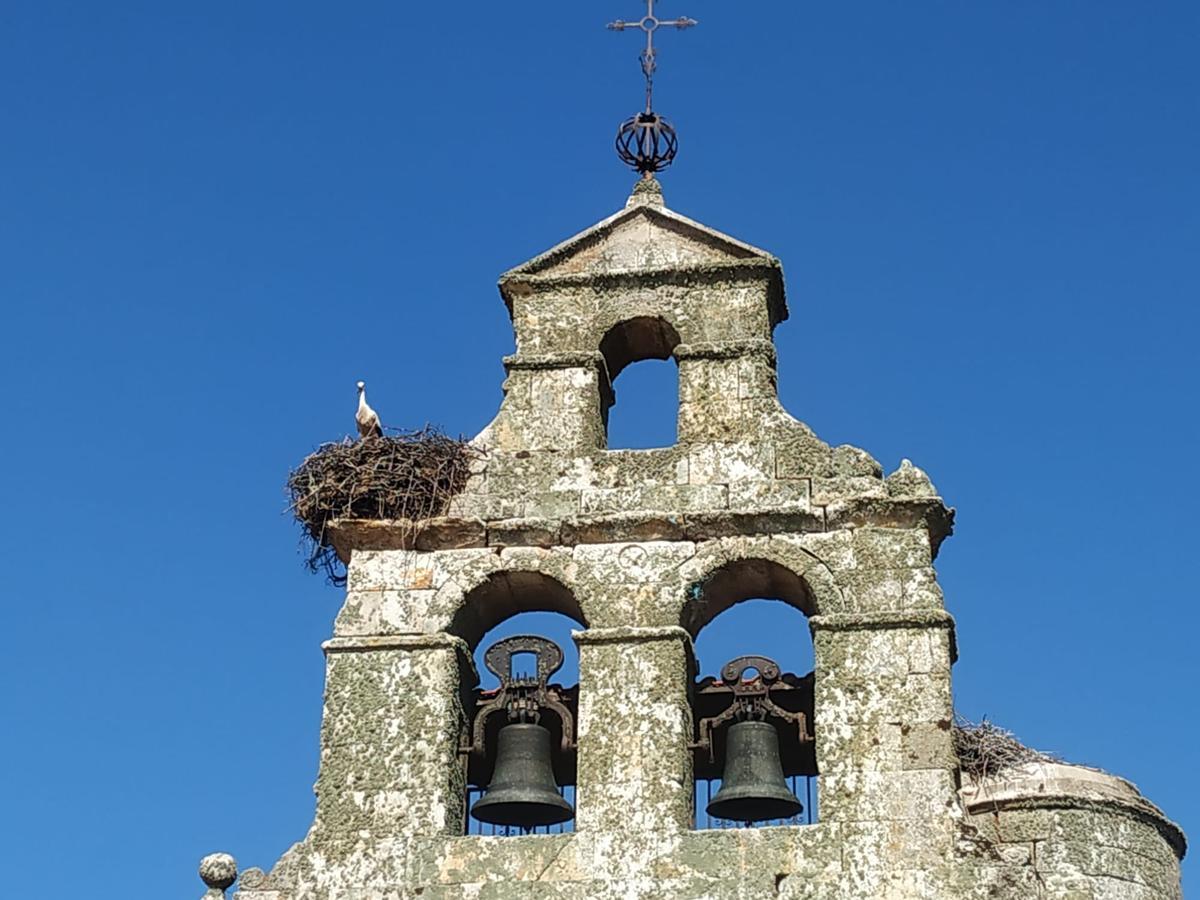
[{"x1": 615, "y1": 111, "x2": 678, "y2": 175}]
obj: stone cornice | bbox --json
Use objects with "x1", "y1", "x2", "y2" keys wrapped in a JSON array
[
  {"x1": 824, "y1": 497, "x2": 955, "y2": 556},
  {"x1": 502, "y1": 350, "x2": 608, "y2": 372},
  {"x1": 323, "y1": 633, "x2": 480, "y2": 682},
  {"x1": 326, "y1": 502, "x2": 952, "y2": 560},
  {"x1": 500, "y1": 260, "x2": 786, "y2": 328},
  {"x1": 810, "y1": 610, "x2": 955, "y2": 632}
]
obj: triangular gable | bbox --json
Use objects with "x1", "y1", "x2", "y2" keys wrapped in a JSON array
[{"x1": 503, "y1": 203, "x2": 777, "y2": 280}]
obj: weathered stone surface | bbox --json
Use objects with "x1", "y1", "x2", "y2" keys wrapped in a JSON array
[{"x1": 230, "y1": 183, "x2": 1183, "y2": 899}]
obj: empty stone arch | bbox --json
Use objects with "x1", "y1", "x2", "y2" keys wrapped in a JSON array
[
  {"x1": 598, "y1": 315, "x2": 682, "y2": 380},
  {"x1": 598, "y1": 316, "x2": 683, "y2": 448},
  {"x1": 678, "y1": 539, "x2": 844, "y2": 636},
  {"x1": 440, "y1": 554, "x2": 589, "y2": 649}
]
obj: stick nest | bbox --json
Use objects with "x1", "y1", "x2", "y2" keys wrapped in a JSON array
[
  {"x1": 953, "y1": 715, "x2": 1058, "y2": 782},
  {"x1": 287, "y1": 428, "x2": 483, "y2": 585}
]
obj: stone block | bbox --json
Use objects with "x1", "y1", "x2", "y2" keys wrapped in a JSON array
[
  {"x1": 686, "y1": 442, "x2": 773, "y2": 485},
  {"x1": 486, "y1": 518, "x2": 562, "y2": 548},
  {"x1": 727, "y1": 478, "x2": 812, "y2": 511},
  {"x1": 580, "y1": 484, "x2": 728, "y2": 515},
  {"x1": 901, "y1": 721, "x2": 956, "y2": 771},
  {"x1": 523, "y1": 490, "x2": 584, "y2": 519},
  {"x1": 851, "y1": 528, "x2": 933, "y2": 569},
  {"x1": 775, "y1": 434, "x2": 833, "y2": 480},
  {"x1": 811, "y1": 476, "x2": 889, "y2": 506},
  {"x1": 561, "y1": 513, "x2": 687, "y2": 545}
]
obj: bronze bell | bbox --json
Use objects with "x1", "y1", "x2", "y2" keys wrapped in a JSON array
[
  {"x1": 471, "y1": 722, "x2": 574, "y2": 828},
  {"x1": 707, "y1": 720, "x2": 803, "y2": 823}
]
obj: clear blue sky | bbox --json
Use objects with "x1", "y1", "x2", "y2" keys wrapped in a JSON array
[{"x1": 1, "y1": 2, "x2": 1196, "y2": 896}]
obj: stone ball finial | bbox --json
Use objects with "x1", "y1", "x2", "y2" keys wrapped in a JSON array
[{"x1": 199, "y1": 853, "x2": 238, "y2": 891}]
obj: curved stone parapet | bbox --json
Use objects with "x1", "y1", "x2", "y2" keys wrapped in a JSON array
[{"x1": 962, "y1": 762, "x2": 1185, "y2": 899}]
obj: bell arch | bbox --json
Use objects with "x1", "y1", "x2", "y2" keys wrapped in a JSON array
[
  {"x1": 447, "y1": 569, "x2": 587, "y2": 836},
  {"x1": 445, "y1": 569, "x2": 587, "y2": 651},
  {"x1": 683, "y1": 550, "x2": 825, "y2": 830},
  {"x1": 678, "y1": 539, "x2": 844, "y2": 636}
]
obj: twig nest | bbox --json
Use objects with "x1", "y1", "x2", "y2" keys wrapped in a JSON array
[
  {"x1": 287, "y1": 428, "x2": 482, "y2": 585},
  {"x1": 199, "y1": 853, "x2": 238, "y2": 890},
  {"x1": 954, "y1": 717, "x2": 1057, "y2": 781}
]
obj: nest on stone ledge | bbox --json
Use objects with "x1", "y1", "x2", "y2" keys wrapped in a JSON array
[
  {"x1": 953, "y1": 715, "x2": 1058, "y2": 782},
  {"x1": 287, "y1": 428, "x2": 482, "y2": 585}
]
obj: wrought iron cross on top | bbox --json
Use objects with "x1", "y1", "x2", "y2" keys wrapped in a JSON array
[{"x1": 608, "y1": 1, "x2": 697, "y2": 112}]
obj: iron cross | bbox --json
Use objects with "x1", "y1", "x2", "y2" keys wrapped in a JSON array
[{"x1": 608, "y1": 1, "x2": 698, "y2": 112}]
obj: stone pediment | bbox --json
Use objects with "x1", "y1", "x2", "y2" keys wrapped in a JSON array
[{"x1": 502, "y1": 191, "x2": 777, "y2": 283}]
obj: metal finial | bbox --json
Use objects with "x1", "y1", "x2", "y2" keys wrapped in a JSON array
[{"x1": 608, "y1": 1, "x2": 696, "y2": 175}]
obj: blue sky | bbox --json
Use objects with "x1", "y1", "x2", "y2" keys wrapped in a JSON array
[{"x1": 1, "y1": 2, "x2": 1196, "y2": 896}]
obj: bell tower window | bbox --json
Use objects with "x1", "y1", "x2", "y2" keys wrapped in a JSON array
[
  {"x1": 599, "y1": 316, "x2": 682, "y2": 449},
  {"x1": 458, "y1": 587, "x2": 584, "y2": 837},
  {"x1": 687, "y1": 562, "x2": 819, "y2": 829}
]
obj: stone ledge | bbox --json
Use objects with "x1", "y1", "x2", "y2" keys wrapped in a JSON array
[
  {"x1": 487, "y1": 517, "x2": 562, "y2": 548},
  {"x1": 810, "y1": 610, "x2": 955, "y2": 631},
  {"x1": 682, "y1": 509, "x2": 825, "y2": 540},
  {"x1": 674, "y1": 339, "x2": 777, "y2": 364},
  {"x1": 323, "y1": 633, "x2": 471, "y2": 655},
  {"x1": 503, "y1": 350, "x2": 607, "y2": 372},
  {"x1": 329, "y1": 518, "x2": 487, "y2": 561},
  {"x1": 504, "y1": 257, "x2": 781, "y2": 290},
  {"x1": 572, "y1": 625, "x2": 693, "y2": 647},
  {"x1": 822, "y1": 497, "x2": 955, "y2": 558},
  {"x1": 962, "y1": 762, "x2": 1186, "y2": 860},
  {"x1": 561, "y1": 512, "x2": 686, "y2": 544},
  {"x1": 328, "y1": 500, "x2": 951, "y2": 556}
]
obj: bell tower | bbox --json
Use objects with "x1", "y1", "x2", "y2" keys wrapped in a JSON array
[
  {"x1": 207, "y1": 7, "x2": 1186, "y2": 900},
  {"x1": 212, "y1": 172, "x2": 1185, "y2": 897}
]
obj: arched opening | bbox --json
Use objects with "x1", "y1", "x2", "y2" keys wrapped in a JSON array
[
  {"x1": 686, "y1": 559, "x2": 819, "y2": 829},
  {"x1": 454, "y1": 572, "x2": 585, "y2": 837},
  {"x1": 693, "y1": 601, "x2": 815, "y2": 686},
  {"x1": 599, "y1": 316, "x2": 681, "y2": 449},
  {"x1": 683, "y1": 557, "x2": 815, "y2": 638},
  {"x1": 448, "y1": 571, "x2": 586, "y2": 651}
]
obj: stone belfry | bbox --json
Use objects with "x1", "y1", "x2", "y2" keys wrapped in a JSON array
[{"x1": 208, "y1": 8, "x2": 1185, "y2": 900}]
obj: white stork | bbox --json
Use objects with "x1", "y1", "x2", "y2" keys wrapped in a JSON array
[{"x1": 355, "y1": 380, "x2": 383, "y2": 439}]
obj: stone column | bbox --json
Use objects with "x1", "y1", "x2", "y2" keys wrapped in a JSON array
[
  {"x1": 496, "y1": 352, "x2": 609, "y2": 452},
  {"x1": 311, "y1": 634, "x2": 474, "y2": 844},
  {"x1": 572, "y1": 626, "x2": 694, "y2": 834},
  {"x1": 676, "y1": 341, "x2": 779, "y2": 443},
  {"x1": 810, "y1": 610, "x2": 959, "y2": 894}
]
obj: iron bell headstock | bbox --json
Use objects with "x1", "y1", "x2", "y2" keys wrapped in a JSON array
[
  {"x1": 464, "y1": 635, "x2": 576, "y2": 752},
  {"x1": 694, "y1": 654, "x2": 812, "y2": 758},
  {"x1": 483, "y1": 634, "x2": 564, "y2": 693}
]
